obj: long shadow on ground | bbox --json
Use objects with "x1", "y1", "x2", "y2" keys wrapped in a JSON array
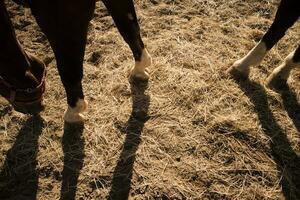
[
  {"x1": 232, "y1": 75, "x2": 300, "y2": 200},
  {"x1": 60, "y1": 122, "x2": 85, "y2": 200},
  {"x1": 278, "y1": 83, "x2": 300, "y2": 134},
  {"x1": 108, "y1": 80, "x2": 150, "y2": 200},
  {"x1": 0, "y1": 115, "x2": 43, "y2": 200}
]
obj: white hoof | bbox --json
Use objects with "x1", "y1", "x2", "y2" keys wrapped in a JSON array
[
  {"x1": 130, "y1": 68, "x2": 150, "y2": 81},
  {"x1": 64, "y1": 112, "x2": 85, "y2": 123},
  {"x1": 130, "y1": 48, "x2": 152, "y2": 81},
  {"x1": 227, "y1": 59, "x2": 250, "y2": 78},
  {"x1": 227, "y1": 41, "x2": 268, "y2": 78},
  {"x1": 64, "y1": 99, "x2": 88, "y2": 123}
]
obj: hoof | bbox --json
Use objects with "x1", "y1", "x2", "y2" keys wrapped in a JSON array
[
  {"x1": 64, "y1": 112, "x2": 85, "y2": 123},
  {"x1": 226, "y1": 60, "x2": 250, "y2": 79},
  {"x1": 64, "y1": 99, "x2": 88, "y2": 123},
  {"x1": 130, "y1": 68, "x2": 150, "y2": 81},
  {"x1": 130, "y1": 48, "x2": 152, "y2": 81}
]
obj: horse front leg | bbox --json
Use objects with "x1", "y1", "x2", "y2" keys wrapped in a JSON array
[
  {"x1": 31, "y1": 0, "x2": 95, "y2": 122},
  {"x1": 102, "y1": 0, "x2": 152, "y2": 81}
]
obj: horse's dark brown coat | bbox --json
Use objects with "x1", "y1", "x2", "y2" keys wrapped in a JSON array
[{"x1": 0, "y1": 0, "x2": 145, "y2": 112}]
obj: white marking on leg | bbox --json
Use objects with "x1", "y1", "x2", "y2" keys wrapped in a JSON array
[
  {"x1": 228, "y1": 41, "x2": 267, "y2": 77},
  {"x1": 266, "y1": 50, "x2": 300, "y2": 87},
  {"x1": 64, "y1": 99, "x2": 88, "y2": 123},
  {"x1": 130, "y1": 48, "x2": 152, "y2": 80}
]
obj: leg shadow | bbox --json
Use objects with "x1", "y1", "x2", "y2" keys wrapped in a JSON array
[
  {"x1": 0, "y1": 115, "x2": 43, "y2": 200},
  {"x1": 277, "y1": 84, "x2": 300, "y2": 134},
  {"x1": 108, "y1": 80, "x2": 150, "y2": 200},
  {"x1": 232, "y1": 75, "x2": 300, "y2": 199},
  {"x1": 60, "y1": 122, "x2": 85, "y2": 200}
]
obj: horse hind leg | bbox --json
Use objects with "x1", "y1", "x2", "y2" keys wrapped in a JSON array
[
  {"x1": 102, "y1": 0, "x2": 152, "y2": 81},
  {"x1": 227, "y1": 0, "x2": 299, "y2": 79},
  {"x1": 266, "y1": 45, "x2": 300, "y2": 89}
]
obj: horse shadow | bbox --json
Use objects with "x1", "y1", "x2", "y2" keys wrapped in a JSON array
[
  {"x1": 0, "y1": 109, "x2": 85, "y2": 200},
  {"x1": 232, "y1": 75, "x2": 300, "y2": 199},
  {"x1": 0, "y1": 115, "x2": 43, "y2": 200},
  {"x1": 277, "y1": 83, "x2": 300, "y2": 134},
  {"x1": 60, "y1": 122, "x2": 85, "y2": 200},
  {"x1": 108, "y1": 80, "x2": 150, "y2": 200}
]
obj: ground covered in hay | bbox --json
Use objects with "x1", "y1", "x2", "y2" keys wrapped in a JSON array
[{"x1": 1, "y1": 0, "x2": 300, "y2": 199}]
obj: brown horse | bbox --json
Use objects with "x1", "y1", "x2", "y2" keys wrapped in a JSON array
[
  {"x1": 228, "y1": 0, "x2": 300, "y2": 87},
  {"x1": 0, "y1": 0, "x2": 152, "y2": 122}
]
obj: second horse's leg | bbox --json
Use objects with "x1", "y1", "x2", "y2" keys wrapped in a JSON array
[
  {"x1": 266, "y1": 45, "x2": 300, "y2": 88},
  {"x1": 227, "y1": 0, "x2": 299, "y2": 78},
  {"x1": 103, "y1": 0, "x2": 152, "y2": 81}
]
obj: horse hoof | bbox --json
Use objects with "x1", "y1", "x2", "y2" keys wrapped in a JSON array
[
  {"x1": 226, "y1": 60, "x2": 249, "y2": 79},
  {"x1": 63, "y1": 99, "x2": 88, "y2": 123},
  {"x1": 64, "y1": 112, "x2": 85, "y2": 123},
  {"x1": 129, "y1": 49, "x2": 152, "y2": 81},
  {"x1": 130, "y1": 69, "x2": 150, "y2": 81}
]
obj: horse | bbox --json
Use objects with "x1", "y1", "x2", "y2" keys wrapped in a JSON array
[
  {"x1": 227, "y1": 0, "x2": 300, "y2": 88},
  {"x1": 0, "y1": 0, "x2": 152, "y2": 123}
]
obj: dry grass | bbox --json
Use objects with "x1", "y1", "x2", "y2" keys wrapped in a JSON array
[{"x1": 1, "y1": 0, "x2": 300, "y2": 199}]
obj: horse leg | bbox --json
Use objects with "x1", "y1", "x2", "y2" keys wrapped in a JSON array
[
  {"x1": 227, "y1": 0, "x2": 299, "y2": 78},
  {"x1": 102, "y1": 0, "x2": 152, "y2": 81},
  {"x1": 266, "y1": 45, "x2": 300, "y2": 88},
  {"x1": 30, "y1": 0, "x2": 95, "y2": 122}
]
